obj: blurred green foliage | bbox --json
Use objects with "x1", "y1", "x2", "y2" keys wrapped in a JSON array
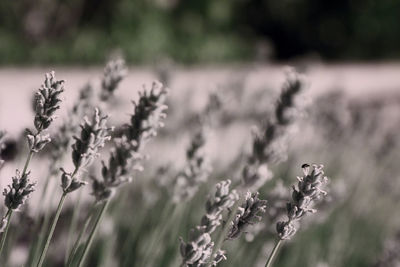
[{"x1": 0, "y1": 0, "x2": 399, "y2": 64}]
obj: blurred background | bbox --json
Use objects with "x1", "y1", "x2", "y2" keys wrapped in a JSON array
[
  {"x1": 1, "y1": 1, "x2": 400, "y2": 267},
  {"x1": 1, "y1": 0, "x2": 400, "y2": 64}
]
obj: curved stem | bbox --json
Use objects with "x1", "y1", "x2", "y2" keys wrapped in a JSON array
[
  {"x1": 22, "y1": 150, "x2": 34, "y2": 174},
  {"x1": 265, "y1": 239, "x2": 283, "y2": 267},
  {"x1": 0, "y1": 209, "x2": 13, "y2": 258},
  {"x1": 77, "y1": 200, "x2": 109, "y2": 267},
  {"x1": 29, "y1": 199, "x2": 54, "y2": 266},
  {"x1": 36, "y1": 192, "x2": 67, "y2": 267},
  {"x1": 65, "y1": 189, "x2": 83, "y2": 264},
  {"x1": 27, "y1": 169, "x2": 57, "y2": 265},
  {"x1": 66, "y1": 203, "x2": 97, "y2": 266}
]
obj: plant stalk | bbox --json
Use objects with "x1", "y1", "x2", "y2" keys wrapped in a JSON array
[
  {"x1": 36, "y1": 192, "x2": 67, "y2": 267},
  {"x1": 77, "y1": 200, "x2": 109, "y2": 267},
  {"x1": 265, "y1": 239, "x2": 283, "y2": 267},
  {"x1": 65, "y1": 189, "x2": 83, "y2": 264},
  {"x1": 66, "y1": 203, "x2": 97, "y2": 266},
  {"x1": 0, "y1": 209, "x2": 13, "y2": 258},
  {"x1": 29, "y1": 200, "x2": 54, "y2": 266},
  {"x1": 27, "y1": 169, "x2": 58, "y2": 265},
  {"x1": 22, "y1": 150, "x2": 34, "y2": 174}
]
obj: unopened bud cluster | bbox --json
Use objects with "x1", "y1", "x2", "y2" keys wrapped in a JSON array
[
  {"x1": 71, "y1": 108, "x2": 113, "y2": 169},
  {"x1": 227, "y1": 192, "x2": 268, "y2": 240},
  {"x1": 172, "y1": 92, "x2": 222, "y2": 203},
  {"x1": 34, "y1": 71, "x2": 64, "y2": 131},
  {"x1": 173, "y1": 129, "x2": 212, "y2": 202},
  {"x1": 3, "y1": 170, "x2": 36, "y2": 210},
  {"x1": 61, "y1": 108, "x2": 113, "y2": 194},
  {"x1": 180, "y1": 180, "x2": 238, "y2": 266},
  {"x1": 26, "y1": 71, "x2": 64, "y2": 153},
  {"x1": 50, "y1": 82, "x2": 98, "y2": 174},
  {"x1": 60, "y1": 168, "x2": 88, "y2": 194},
  {"x1": 26, "y1": 130, "x2": 51, "y2": 153},
  {"x1": 126, "y1": 81, "x2": 168, "y2": 144},
  {"x1": 276, "y1": 164, "x2": 328, "y2": 240},
  {"x1": 100, "y1": 59, "x2": 127, "y2": 101},
  {"x1": 91, "y1": 81, "x2": 168, "y2": 202},
  {"x1": 243, "y1": 70, "x2": 306, "y2": 190}
]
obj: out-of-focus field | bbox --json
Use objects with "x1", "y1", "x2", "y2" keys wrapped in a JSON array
[
  {"x1": 1, "y1": 63, "x2": 400, "y2": 267},
  {"x1": 1, "y1": 63, "x2": 400, "y2": 134}
]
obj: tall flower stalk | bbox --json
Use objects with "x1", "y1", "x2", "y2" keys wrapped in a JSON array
[
  {"x1": 36, "y1": 108, "x2": 113, "y2": 267},
  {"x1": 205, "y1": 69, "x2": 306, "y2": 266},
  {"x1": 0, "y1": 71, "x2": 64, "y2": 259},
  {"x1": 242, "y1": 69, "x2": 306, "y2": 191},
  {"x1": 27, "y1": 81, "x2": 99, "y2": 266},
  {"x1": 173, "y1": 128, "x2": 212, "y2": 203},
  {"x1": 141, "y1": 92, "x2": 221, "y2": 266},
  {"x1": 69, "y1": 81, "x2": 168, "y2": 267},
  {"x1": 64, "y1": 59, "x2": 127, "y2": 263},
  {"x1": 172, "y1": 92, "x2": 221, "y2": 203},
  {"x1": 264, "y1": 164, "x2": 329, "y2": 267}
]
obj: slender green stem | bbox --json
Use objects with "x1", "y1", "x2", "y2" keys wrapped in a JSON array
[
  {"x1": 36, "y1": 192, "x2": 67, "y2": 267},
  {"x1": 77, "y1": 200, "x2": 109, "y2": 267},
  {"x1": 265, "y1": 239, "x2": 283, "y2": 267},
  {"x1": 65, "y1": 189, "x2": 83, "y2": 264},
  {"x1": 27, "y1": 168, "x2": 57, "y2": 265},
  {"x1": 22, "y1": 150, "x2": 34, "y2": 174},
  {"x1": 29, "y1": 180, "x2": 59, "y2": 265},
  {"x1": 0, "y1": 209, "x2": 13, "y2": 258},
  {"x1": 29, "y1": 200, "x2": 53, "y2": 266},
  {"x1": 66, "y1": 203, "x2": 97, "y2": 266}
]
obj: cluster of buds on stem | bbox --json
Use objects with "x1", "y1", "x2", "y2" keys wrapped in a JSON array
[
  {"x1": 276, "y1": 164, "x2": 328, "y2": 240},
  {"x1": 1, "y1": 71, "x2": 64, "y2": 225},
  {"x1": 49, "y1": 81, "x2": 100, "y2": 176},
  {"x1": 27, "y1": 71, "x2": 64, "y2": 153},
  {"x1": 71, "y1": 108, "x2": 113, "y2": 169},
  {"x1": 61, "y1": 108, "x2": 113, "y2": 194},
  {"x1": 172, "y1": 92, "x2": 222, "y2": 203},
  {"x1": 173, "y1": 128, "x2": 212, "y2": 202},
  {"x1": 91, "y1": 81, "x2": 168, "y2": 202},
  {"x1": 180, "y1": 180, "x2": 238, "y2": 267},
  {"x1": 3, "y1": 170, "x2": 36, "y2": 211},
  {"x1": 100, "y1": 58, "x2": 128, "y2": 101},
  {"x1": 242, "y1": 69, "x2": 306, "y2": 191},
  {"x1": 227, "y1": 192, "x2": 268, "y2": 239},
  {"x1": 34, "y1": 71, "x2": 64, "y2": 131}
]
